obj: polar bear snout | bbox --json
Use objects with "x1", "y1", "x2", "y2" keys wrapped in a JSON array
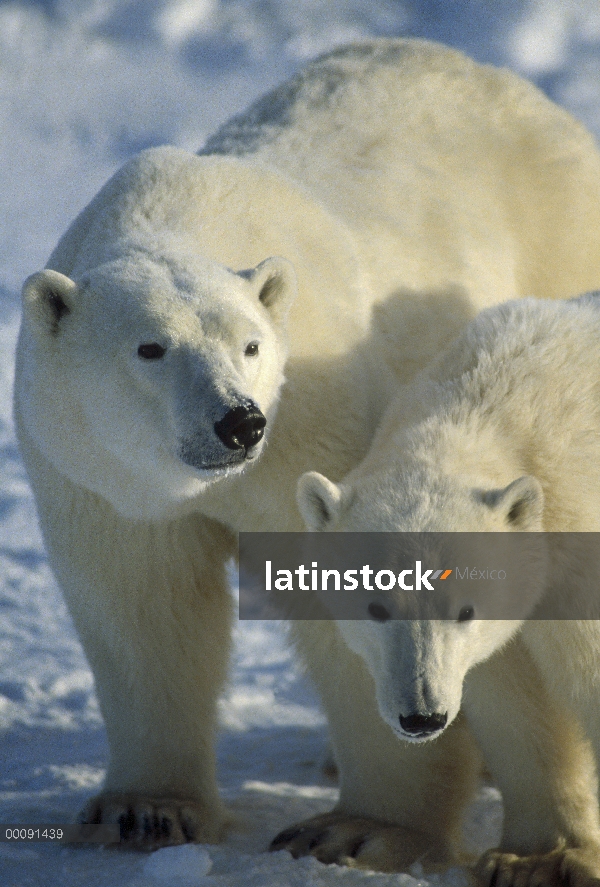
[
  {"x1": 399, "y1": 711, "x2": 448, "y2": 738},
  {"x1": 214, "y1": 404, "x2": 266, "y2": 451}
]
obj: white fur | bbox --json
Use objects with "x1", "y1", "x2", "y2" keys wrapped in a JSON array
[
  {"x1": 298, "y1": 294, "x2": 600, "y2": 879},
  {"x1": 14, "y1": 38, "x2": 600, "y2": 867}
]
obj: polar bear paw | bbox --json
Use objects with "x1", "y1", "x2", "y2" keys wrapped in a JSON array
[
  {"x1": 79, "y1": 792, "x2": 225, "y2": 848},
  {"x1": 269, "y1": 811, "x2": 450, "y2": 872},
  {"x1": 477, "y1": 846, "x2": 600, "y2": 887}
]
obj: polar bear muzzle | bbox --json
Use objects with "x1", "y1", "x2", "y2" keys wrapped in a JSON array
[
  {"x1": 178, "y1": 399, "x2": 267, "y2": 473},
  {"x1": 214, "y1": 404, "x2": 266, "y2": 451},
  {"x1": 399, "y1": 711, "x2": 448, "y2": 738}
]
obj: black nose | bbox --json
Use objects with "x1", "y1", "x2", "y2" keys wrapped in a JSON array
[
  {"x1": 399, "y1": 712, "x2": 448, "y2": 736},
  {"x1": 214, "y1": 405, "x2": 266, "y2": 451}
]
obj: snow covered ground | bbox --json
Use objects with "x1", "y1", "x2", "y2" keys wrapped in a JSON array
[{"x1": 1, "y1": 1, "x2": 600, "y2": 884}]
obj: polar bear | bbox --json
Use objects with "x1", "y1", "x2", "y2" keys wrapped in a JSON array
[
  {"x1": 296, "y1": 293, "x2": 600, "y2": 883},
  {"x1": 13, "y1": 38, "x2": 600, "y2": 867}
]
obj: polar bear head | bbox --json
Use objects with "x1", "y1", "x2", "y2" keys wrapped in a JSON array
[
  {"x1": 296, "y1": 467, "x2": 546, "y2": 742},
  {"x1": 16, "y1": 248, "x2": 296, "y2": 519}
]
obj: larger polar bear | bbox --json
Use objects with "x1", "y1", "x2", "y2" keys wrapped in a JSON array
[
  {"x1": 14, "y1": 38, "x2": 600, "y2": 868},
  {"x1": 297, "y1": 294, "x2": 600, "y2": 884}
]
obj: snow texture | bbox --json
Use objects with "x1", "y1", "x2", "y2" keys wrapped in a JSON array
[{"x1": 1, "y1": 1, "x2": 599, "y2": 884}]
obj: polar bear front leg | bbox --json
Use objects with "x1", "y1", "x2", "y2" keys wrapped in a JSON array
[
  {"x1": 271, "y1": 621, "x2": 480, "y2": 872},
  {"x1": 67, "y1": 511, "x2": 235, "y2": 848},
  {"x1": 24, "y1": 450, "x2": 235, "y2": 848},
  {"x1": 464, "y1": 636, "x2": 600, "y2": 887}
]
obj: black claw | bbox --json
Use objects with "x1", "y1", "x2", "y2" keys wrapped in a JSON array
[
  {"x1": 180, "y1": 820, "x2": 195, "y2": 843},
  {"x1": 118, "y1": 808, "x2": 136, "y2": 841},
  {"x1": 270, "y1": 827, "x2": 303, "y2": 849},
  {"x1": 348, "y1": 836, "x2": 367, "y2": 859},
  {"x1": 307, "y1": 831, "x2": 327, "y2": 851}
]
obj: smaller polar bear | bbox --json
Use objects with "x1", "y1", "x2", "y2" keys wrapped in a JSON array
[{"x1": 294, "y1": 294, "x2": 600, "y2": 887}]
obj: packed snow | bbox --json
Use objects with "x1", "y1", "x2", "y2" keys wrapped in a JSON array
[{"x1": 1, "y1": 1, "x2": 599, "y2": 885}]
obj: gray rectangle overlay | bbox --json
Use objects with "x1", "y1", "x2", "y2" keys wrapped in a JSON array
[
  {"x1": 239, "y1": 532, "x2": 600, "y2": 620},
  {"x1": 0, "y1": 824, "x2": 120, "y2": 843}
]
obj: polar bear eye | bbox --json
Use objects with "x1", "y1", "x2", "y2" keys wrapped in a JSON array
[
  {"x1": 457, "y1": 605, "x2": 475, "y2": 623},
  {"x1": 244, "y1": 342, "x2": 259, "y2": 357},
  {"x1": 138, "y1": 343, "x2": 166, "y2": 360},
  {"x1": 368, "y1": 602, "x2": 391, "y2": 622}
]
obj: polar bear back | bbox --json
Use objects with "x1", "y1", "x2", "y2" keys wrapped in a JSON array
[
  {"x1": 203, "y1": 39, "x2": 600, "y2": 306},
  {"x1": 46, "y1": 38, "x2": 600, "y2": 385}
]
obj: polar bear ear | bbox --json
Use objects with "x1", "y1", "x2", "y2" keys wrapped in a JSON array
[
  {"x1": 22, "y1": 270, "x2": 78, "y2": 336},
  {"x1": 484, "y1": 476, "x2": 544, "y2": 530},
  {"x1": 245, "y1": 257, "x2": 297, "y2": 324},
  {"x1": 297, "y1": 471, "x2": 344, "y2": 531}
]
